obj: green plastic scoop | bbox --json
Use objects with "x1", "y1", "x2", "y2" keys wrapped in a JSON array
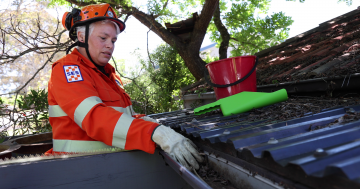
[{"x1": 194, "y1": 89, "x2": 288, "y2": 116}]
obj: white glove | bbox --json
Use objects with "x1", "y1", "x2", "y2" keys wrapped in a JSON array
[
  {"x1": 140, "y1": 116, "x2": 159, "y2": 123},
  {"x1": 152, "y1": 125, "x2": 203, "y2": 170}
]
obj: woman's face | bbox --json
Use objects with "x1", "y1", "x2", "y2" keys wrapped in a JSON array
[{"x1": 79, "y1": 21, "x2": 118, "y2": 66}]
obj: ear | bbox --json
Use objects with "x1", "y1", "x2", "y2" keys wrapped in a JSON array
[{"x1": 77, "y1": 31, "x2": 84, "y2": 42}]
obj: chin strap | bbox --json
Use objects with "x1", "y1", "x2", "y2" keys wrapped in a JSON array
[
  {"x1": 83, "y1": 24, "x2": 96, "y2": 64},
  {"x1": 65, "y1": 24, "x2": 96, "y2": 66}
]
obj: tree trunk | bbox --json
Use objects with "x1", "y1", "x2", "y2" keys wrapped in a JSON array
[
  {"x1": 213, "y1": 3, "x2": 230, "y2": 60},
  {"x1": 177, "y1": 47, "x2": 207, "y2": 80}
]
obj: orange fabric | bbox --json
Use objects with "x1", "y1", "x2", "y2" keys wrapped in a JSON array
[
  {"x1": 44, "y1": 148, "x2": 83, "y2": 156},
  {"x1": 44, "y1": 148, "x2": 53, "y2": 155},
  {"x1": 125, "y1": 122, "x2": 159, "y2": 151},
  {"x1": 48, "y1": 48, "x2": 158, "y2": 154},
  {"x1": 132, "y1": 114, "x2": 146, "y2": 119}
]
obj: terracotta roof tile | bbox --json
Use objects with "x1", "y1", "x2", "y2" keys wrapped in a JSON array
[
  {"x1": 297, "y1": 56, "x2": 334, "y2": 74},
  {"x1": 275, "y1": 65, "x2": 301, "y2": 78},
  {"x1": 331, "y1": 43, "x2": 352, "y2": 53},
  {"x1": 255, "y1": 8, "x2": 360, "y2": 85},
  {"x1": 309, "y1": 56, "x2": 345, "y2": 75},
  {"x1": 340, "y1": 56, "x2": 360, "y2": 69},
  {"x1": 313, "y1": 46, "x2": 333, "y2": 57},
  {"x1": 345, "y1": 43, "x2": 360, "y2": 53}
]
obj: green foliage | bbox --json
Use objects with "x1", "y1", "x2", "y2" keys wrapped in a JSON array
[
  {"x1": 0, "y1": 89, "x2": 50, "y2": 137},
  {"x1": 125, "y1": 44, "x2": 196, "y2": 114},
  {"x1": 47, "y1": 0, "x2": 71, "y2": 7},
  {"x1": 16, "y1": 89, "x2": 51, "y2": 134},
  {"x1": 202, "y1": 53, "x2": 219, "y2": 64},
  {"x1": 147, "y1": 0, "x2": 176, "y2": 20},
  {"x1": 209, "y1": 0, "x2": 294, "y2": 57},
  {"x1": 0, "y1": 97, "x2": 4, "y2": 109}
]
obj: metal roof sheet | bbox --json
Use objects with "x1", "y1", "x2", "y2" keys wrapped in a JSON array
[{"x1": 149, "y1": 103, "x2": 360, "y2": 189}]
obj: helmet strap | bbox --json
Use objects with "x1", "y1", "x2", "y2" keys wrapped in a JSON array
[
  {"x1": 66, "y1": 41, "x2": 79, "y2": 54},
  {"x1": 65, "y1": 24, "x2": 97, "y2": 66},
  {"x1": 83, "y1": 23, "x2": 97, "y2": 65}
]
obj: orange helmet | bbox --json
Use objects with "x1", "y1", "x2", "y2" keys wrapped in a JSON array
[{"x1": 62, "y1": 3, "x2": 125, "y2": 41}]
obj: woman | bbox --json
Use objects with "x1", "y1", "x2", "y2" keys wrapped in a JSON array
[{"x1": 46, "y1": 3, "x2": 202, "y2": 170}]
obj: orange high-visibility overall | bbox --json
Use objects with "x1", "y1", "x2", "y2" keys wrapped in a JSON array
[{"x1": 46, "y1": 49, "x2": 159, "y2": 154}]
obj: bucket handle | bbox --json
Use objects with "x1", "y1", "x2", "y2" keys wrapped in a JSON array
[{"x1": 204, "y1": 56, "x2": 258, "y2": 88}]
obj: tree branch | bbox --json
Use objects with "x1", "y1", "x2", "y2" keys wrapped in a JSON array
[
  {"x1": 131, "y1": 7, "x2": 183, "y2": 49},
  {"x1": 213, "y1": 3, "x2": 230, "y2": 60}
]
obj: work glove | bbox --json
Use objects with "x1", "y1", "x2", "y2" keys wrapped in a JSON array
[
  {"x1": 152, "y1": 125, "x2": 203, "y2": 170},
  {"x1": 139, "y1": 116, "x2": 159, "y2": 123}
]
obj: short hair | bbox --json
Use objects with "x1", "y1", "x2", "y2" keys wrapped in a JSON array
[{"x1": 76, "y1": 20, "x2": 120, "y2": 46}]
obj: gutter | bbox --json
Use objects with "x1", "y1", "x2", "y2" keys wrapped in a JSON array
[
  {"x1": 160, "y1": 150, "x2": 290, "y2": 189},
  {"x1": 205, "y1": 151, "x2": 284, "y2": 189},
  {"x1": 159, "y1": 151, "x2": 212, "y2": 189}
]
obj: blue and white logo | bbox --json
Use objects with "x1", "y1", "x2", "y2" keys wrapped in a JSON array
[
  {"x1": 107, "y1": 11, "x2": 114, "y2": 18},
  {"x1": 63, "y1": 65, "x2": 83, "y2": 83}
]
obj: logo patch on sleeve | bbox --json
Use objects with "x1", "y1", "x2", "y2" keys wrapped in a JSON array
[{"x1": 63, "y1": 65, "x2": 83, "y2": 83}]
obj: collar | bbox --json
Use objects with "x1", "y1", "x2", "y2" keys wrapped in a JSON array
[{"x1": 71, "y1": 48, "x2": 115, "y2": 74}]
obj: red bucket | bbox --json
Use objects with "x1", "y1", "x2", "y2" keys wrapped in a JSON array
[{"x1": 205, "y1": 55, "x2": 257, "y2": 100}]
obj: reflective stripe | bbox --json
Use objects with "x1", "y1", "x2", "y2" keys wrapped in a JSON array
[
  {"x1": 112, "y1": 113, "x2": 134, "y2": 148},
  {"x1": 53, "y1": 139, "x2": 116, "y2": 152},
  {"x1": 74, "y1": 96, "x2": 102, "y2": 128},
  {"x1": 110, "y1": 105, "x2": 133, "y2": 116},
  {"x1": 48, "y1": 105, "x2": 67, "y2": 117}
]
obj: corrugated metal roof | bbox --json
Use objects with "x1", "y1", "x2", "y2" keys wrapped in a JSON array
[{"x1": 149, "y1": 103, "x2": 360, "y2": 189}]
